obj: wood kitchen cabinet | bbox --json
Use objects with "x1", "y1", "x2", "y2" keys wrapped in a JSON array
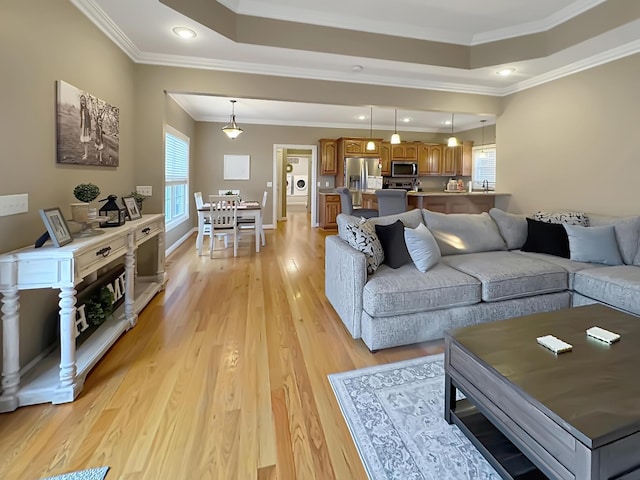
[
  {"x1": 339, "y1": 138, "x2": 381, "y2": 157},
  {"x1": 459, "y1": 141, "x2": 473, "y2": 176},
  {"x1": 380, "y1": 142, "x2": 391, "y2": 175},
  {"x1": 418, "y1": 144, "x2": 443, "y2": 175},
  {"x1": 319, "y1": 193, "x2": 341, "y2": 229},
  {"x1": 407, "y1": 193, "x2": 496, "y2": 213},
  {"x1": 391, "y1": 142, "x2": 418, "y2": 161},
  {"x1": 320, "y1": 139, "x2": 337, "y2": 175},
  {"x1": 442, "y1": 146, "x2": 459, "y2": 176}
]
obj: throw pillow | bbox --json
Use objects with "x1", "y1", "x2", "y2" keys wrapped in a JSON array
[
  {"x1": 563, "y1": 224, "x2": 623, "y2": 266},
  {"x1": 534, "y1": 211, "x2": 589, "y2": 226},
  {"x1": 521, "y1": 218, "x2": 570, "y2": 258},
  {"x1": 588, "y1": 215, "x2": 640, "y2": 265},
  {"x1": 403, "y1": 224, "x2": 441, "y2": 272},
  {"x1": 488, "y1": 208, "x2": 528, "y2": 250},
  {"x1": 375, "y1": 220, "x2": 412, "y2": 269},
  {"x1": 344, "y1": 221, "x2": 384, "y2": 275},
  {"x1": 422, "y1": 210, "x2": 507, "y2": 256}
]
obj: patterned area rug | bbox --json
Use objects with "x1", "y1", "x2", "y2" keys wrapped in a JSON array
[
  {"x1": 329, "y1": 354, "x2": 499, "y2": 479},
  {"x1": 42, "y1": 467, "x2": 109, "y2": 480}
]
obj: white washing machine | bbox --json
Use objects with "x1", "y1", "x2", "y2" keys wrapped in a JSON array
[
  {"x1": 293, "y1": 175, "x2": 308, "y2": 196},
  {"x1": 286, "y1": 174, "x2": 293, "y2": 195}
]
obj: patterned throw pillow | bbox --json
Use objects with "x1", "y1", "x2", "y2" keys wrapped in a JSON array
[
  {"x1": 534, "y1": 211, "x2": 589, "y2": 226},
  {"x1": 344, "y1": 221, "x2": 384, "y2": 274}
]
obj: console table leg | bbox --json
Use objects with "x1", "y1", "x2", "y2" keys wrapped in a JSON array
[
  {"x1": 444, "y1": 372, "x2": 455, "y2": 424},
  {"x1": 0, "y1": 287, "x2": 20, "y2": 411},
  {"x1": 125, "y1": 246, "x2": 137, "y2": 327},
  {"x1": 58, "y1": 287, "x2": 77, "y2": 389}
]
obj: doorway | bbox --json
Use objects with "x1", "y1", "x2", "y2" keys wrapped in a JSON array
[{"x1": 273, "y1": 144, "x2": 317, "y2": 227}]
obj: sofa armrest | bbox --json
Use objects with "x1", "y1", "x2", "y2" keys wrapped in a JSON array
[{"x1": 325, "y1": 235, "x2": 367, "y2": 338}]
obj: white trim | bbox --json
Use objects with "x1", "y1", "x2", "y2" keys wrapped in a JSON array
[
  {"x1": 166, "y1": 228, "x2": 198, "y2": 257},
  {"x1": 273, "y1": 144, "x2": 317, "y2": 227}
]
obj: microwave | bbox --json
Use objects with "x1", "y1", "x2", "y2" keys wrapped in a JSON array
[{"x1": 391, "y1": 161, "x2": 418, "y2": 177}]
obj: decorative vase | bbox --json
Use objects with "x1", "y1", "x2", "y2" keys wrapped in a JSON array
[{"x1": 70, "y1": 202, "x2": 90, "y2": 222}]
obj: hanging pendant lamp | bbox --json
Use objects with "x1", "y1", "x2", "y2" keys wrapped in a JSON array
[
  {"x1": 366, "y1": 107, "x2": 376, "y2": 151},
  {"x1": 221, "y1": 100, "x2": 243, "y2": 139},
  {"x1": 479, "y1": 119, "x2": 487, "y2": 157},
  {"x1": 447, "y1": 113, "x2": 459, "y2": 147},
  {"x1": 390, "y1": 108, "x2": 401, "y2": 144}
]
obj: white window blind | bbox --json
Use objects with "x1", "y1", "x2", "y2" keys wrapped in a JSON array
[
  {"x1": 472, "y1": 144, "x2": 496, "y2": 188},
  {"x1": 164, "y1": 125, "x2": 189, "y2": 229}
]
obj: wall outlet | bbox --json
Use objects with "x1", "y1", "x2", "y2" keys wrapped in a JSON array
[
  {"x1": 267, "y1": 181, "x2": 273, "y2": 187},
  {"x1": 325, "y1": 181, "x2": 330, "y2": 187},
  {"x1": 136, "y1": 186, "x2": 152, "y2": 196},
  {"x1": 0, "y1": 193, "x2": 28, "y2": 217}
]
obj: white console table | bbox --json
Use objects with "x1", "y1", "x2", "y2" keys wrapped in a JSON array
[{"x1": 0, "y1": 214, "x2": 167, "y2": 412}]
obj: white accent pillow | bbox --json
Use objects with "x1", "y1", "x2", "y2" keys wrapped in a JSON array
[
  {"x1": 403, "y1": 224, "x2": 441, "y2": 272},
  {"x1": 344, "y1": 221, "x2": 384, "y2": 274},
  {"x1": 563, "y1": 224, "x2": 623, "y2": 266},
  {"x1": 535, "y1": 211, "x2": 589, "y2": 226}
]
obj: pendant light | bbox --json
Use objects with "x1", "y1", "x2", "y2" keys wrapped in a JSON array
[
  {"x1": 366, "y1": 107, "x2": 376, "y2": 151},
  {"x1": 390, "y1": 108, "x2": 401, "y2": 144},
  {"x1": 221, "y1": 100, "x2": 243, "y2": 139},
  {"x1": 479, "y1": 119, "x2": 487, "y2": 157},
  {"x1": 447, "y1": 113, "x2": 459, "y2": 147}
]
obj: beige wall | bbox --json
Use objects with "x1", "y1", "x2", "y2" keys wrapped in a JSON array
[{"x1": 497, "y1": 53, "x2": 640, "y2": 215}]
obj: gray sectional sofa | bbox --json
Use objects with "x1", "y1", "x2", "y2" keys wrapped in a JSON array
[{"x1": 325, "y1": 208, "x2": 640, "y2": 351}]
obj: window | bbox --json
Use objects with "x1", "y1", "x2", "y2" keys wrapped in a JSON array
[
  {"x1": 165, "y1": 125, "x2": 189, "y2": 230},
  {"x1": 472, "y1": 144, "x2": 496, "y2": 189}
]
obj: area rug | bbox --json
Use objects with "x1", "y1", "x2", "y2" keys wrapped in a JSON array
[
  {"x1": 329, "y1": 354, "x2": 499, "y2": 479},
  {"x1": 42, "y1": 466, "x2": 109, "y2": 480}
]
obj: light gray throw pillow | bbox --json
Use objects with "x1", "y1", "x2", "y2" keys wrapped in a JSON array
[
  {"x1": 588, "y1": 214, "x2": 640, "y2": 265},
  {"x1": 404, "y1": 223, "x2": 441, "y2": 272},
  {"x1": 488, "y1": 208, "x2": 528, "y2": 250},
  {"x1": 563, "y1": 224, "x2": 623, "y2": 266},
  {"x1": 422, "y1": 210, "x2": 507, "y2": 256}
]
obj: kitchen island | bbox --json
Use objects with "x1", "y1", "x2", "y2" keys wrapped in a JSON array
[{"x1": 361, "y1": 190, "x2": 509, "y2": 213}]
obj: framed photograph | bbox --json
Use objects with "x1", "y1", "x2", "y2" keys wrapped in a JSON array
[
  {"x1": 122, "y1": 196, "x2": 141, "y2": 220},
  {"x1": 39, "y1": 208, "x2": 73, "y2": 247}
]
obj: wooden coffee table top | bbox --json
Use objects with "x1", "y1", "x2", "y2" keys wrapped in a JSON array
[{"x1": 447, "y1": 304, "x2": 640, "y2": 448}]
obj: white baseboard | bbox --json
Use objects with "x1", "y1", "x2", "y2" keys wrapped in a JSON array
[{"x1": 166, "y1": 225, "x2": 275, "y2": 256}]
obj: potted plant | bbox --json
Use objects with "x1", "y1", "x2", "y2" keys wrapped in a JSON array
[
  {"x1": 71, "y1": 183, "x2": 100, "y2": 222},
  {"x1": 128, "y1": 191, "x2": 148, "y2": 212}
]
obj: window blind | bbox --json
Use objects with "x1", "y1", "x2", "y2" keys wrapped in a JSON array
[{"x1": 165, "y1": 132, "x2": 188, "y2": 182}]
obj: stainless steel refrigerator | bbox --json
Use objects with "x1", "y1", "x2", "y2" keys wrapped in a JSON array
[{"x1": 344, "y1": 157, "x2": 382, "y2": 207}]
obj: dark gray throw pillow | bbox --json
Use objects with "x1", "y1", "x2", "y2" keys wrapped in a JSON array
[
  {"x1": 375, "y1": 220, "x2": 412, "y2": 269},
  {"x1": 521, "y1": 218, "x2": 570, "y2": 258}
]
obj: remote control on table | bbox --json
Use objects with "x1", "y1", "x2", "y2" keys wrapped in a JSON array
[
  {"x1": 586, "y1": 326, "x2": 620, "y2": 344},
  {"x1": 536, "y1": 335, "x2": 573, "y2": 354}
]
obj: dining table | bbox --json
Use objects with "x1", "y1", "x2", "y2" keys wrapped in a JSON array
[{"x1": 196, "y1": 200, "x2": 263, "y2": 255}]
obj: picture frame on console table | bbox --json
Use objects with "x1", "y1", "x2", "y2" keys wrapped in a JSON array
[
  {"x1": 39, "y1": 207, "x2": 73, "y2": 247},
  {"x1": 122, "y1": 196, "x2": 141, "y2": 220}
]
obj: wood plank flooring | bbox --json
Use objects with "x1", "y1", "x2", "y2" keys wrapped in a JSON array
[{"x1": 0, "y1": 211, "x2": 442, "y2": 479}]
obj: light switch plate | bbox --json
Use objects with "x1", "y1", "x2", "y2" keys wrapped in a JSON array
[
  {"x1": 267, "y1": 181, "x2": 273, "y2": 187},
  {"x1": 136, "y1": 186, "x2": 152, "y2": 196},
  {"x1": 0, "y1": 194, "x2": 28, "y2": 216}
]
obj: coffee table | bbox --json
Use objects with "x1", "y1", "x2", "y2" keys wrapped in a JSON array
[{"x1": 444, "y1": 304, "x2": 640, "y2": 480}]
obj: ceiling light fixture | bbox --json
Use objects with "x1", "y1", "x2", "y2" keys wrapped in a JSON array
[
  {"x1": 402, "y1": 117, "x2": 412, "y2": 123},
  {"x1": 390, "y1": 109, "x2": 401, "y2": 144},
  {"x1": 447, "y1": 113, "x2": 459, "y2": 147},
  {"x1": 479, "y1": 119, "x2": 487, "y2": 157},
  {"x1": 357, "y1": 114, "x2": 367, "y2": 120},
  {"x1": 497, "y1": 67, "x2": 516, "y2": 76},
  {"x1": 172, "y1": 27, "x2": 197, "y2": 39},
  {"x1": 352, "y1": 65, "x2": 364, "y2": 72},
  {"x1": 366, "y1": 107, "x2": 376, "y2": 151},
  {"x1": 221, "y1": 100, "x2": 243, "y2": 139}
]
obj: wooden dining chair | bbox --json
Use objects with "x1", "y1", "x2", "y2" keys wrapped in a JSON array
[
  {"x1": 194, "y1": 191, "x2": 229, "y2": 254},
  {"x1": 208, "y1": 195, "x2": 240, "y2": 258},
  {"x1": 238, "y1": 190, "x2": 267, "y2": 247}
]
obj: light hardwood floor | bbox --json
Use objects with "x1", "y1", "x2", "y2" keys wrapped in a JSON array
[{"x1": 0, "y1": 211, "x2": 442, "y2": 480}]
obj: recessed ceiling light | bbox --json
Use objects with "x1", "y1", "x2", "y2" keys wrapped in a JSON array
[
  {"x1": 352, "y1": 65, "x2": 364, "y2": 72},
  {"x1": 402, "y1": 117, "x2": 412, "y2": 123},
  {"x1": 496, "y1": 67, "x2": 516, "y2": 76},
  {"x1": 356, "y1": 114, "x2": 367, "y2": 120},
  {"x1": 172, "y1": 27, "x2": 197, "y2": 39},
  {"x1": 444, "y1": 120, "x2": 452, "y2": 125}
]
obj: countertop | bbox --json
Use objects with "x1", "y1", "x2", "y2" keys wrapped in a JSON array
[{"x1": 360, "y1": 189, "x2": 509, "y2": 196}]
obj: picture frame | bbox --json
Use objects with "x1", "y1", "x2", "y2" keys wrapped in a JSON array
[
  {"x1": 122, "y1": 196, "x2": 142, "y2": 220},
  {"x1": 39, "y1": 207, "x2": 73, "y2": 247}
]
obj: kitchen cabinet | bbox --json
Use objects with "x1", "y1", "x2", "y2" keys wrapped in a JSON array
[
  {"x1": 391, "y1": 143, "x2": 418, "y2": 161},
  {"x1": 442, "y1": 146, "x2": 459, "y2": 176},
  {"x1": 459, "y1": 141, "x2": 473, "y2": 176},
  {"x1": 407, "y1": 193, "x2": 496, "y2": 213},
  {"x1": 380, "y1": 142, "x2": 391, "y2": 175},
  {"x1": 339, "y1": 138, "x2": 381, "y2": 157},
  {"x1": 418, "y1": 144, "x2": 443, "y2": 175},
  {"x1": 319, "y1": 193, "x2": 341, "y2": 229},
  {"x1": 319, "y1": 139, "x2": 337, "y2": 175}
]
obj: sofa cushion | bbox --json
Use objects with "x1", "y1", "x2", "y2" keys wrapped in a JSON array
[
  {"x1": 422, "y1": 210, "x2": 507, "y2": 256},
  {"x1": 521, "y1": 218, "x2": 570, "y2": 258},
  {"x1": 375, "y1": 220, "x2": 412, "y2": 269},
  {"x1": 573, "y1": 266, "x2": 640, "y2": 316},
  {"x1": 442, "y1": 251, "x2": 568, "y2": 302},
  {"x1": 365, "y1": 208, "x2": 424, "y2": 229},
  {"x1": 588, "y1": 214, "x2": 640, "y2": 265},
  {"x1": 513, "y1": 250, "x2": 605, "y2": 289},
  {"x1": 344, "y1": 221, "x2": 384, "y2": 275},
  {"x1": 362, "y1": 262, "x2": 481, "y2": 317},
  {"x1": 534, "y1": 211, "x2": 589, "y2": 226},
  {"x1": 404, "y1": 223, "x2": 441, "y2": 272},
  {"x1": 564, "y1": 224, "x2": 623, "y2": 266},
  {"x1": 489, "y1": 208, "x2": 528, "y2": 250}
]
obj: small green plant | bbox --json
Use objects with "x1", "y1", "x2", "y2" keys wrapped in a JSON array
[
  {"x1": 85, "y1": 286, "x2": 115, "y2": 326},
  {"x1": 73, "y1": 183, "x2": 100, "y2": 203},
  {"x1": 129, "y1": 191, "x2": 148, "y2": 203}
]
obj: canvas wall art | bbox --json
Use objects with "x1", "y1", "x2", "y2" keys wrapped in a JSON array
[{"x1": 56, "y1": 80, "x2": 120, "y2": 166}]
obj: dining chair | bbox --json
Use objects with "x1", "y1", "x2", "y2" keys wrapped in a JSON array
[
  {"x1": 375, "y1": 189, "x2": 408, "y2": 216},
  {"x1": 194, "y1": 192, "x2": 229, "y2": 254},
  {"x1": 208, "y1": 195, "x2": 240, "y2": 257},
  {"x1": 238, "y1": 190, "x2": 267, "y2": 247},
  {"x1": 335, "y1": 187, "x2": 378, "y2": 218}
]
